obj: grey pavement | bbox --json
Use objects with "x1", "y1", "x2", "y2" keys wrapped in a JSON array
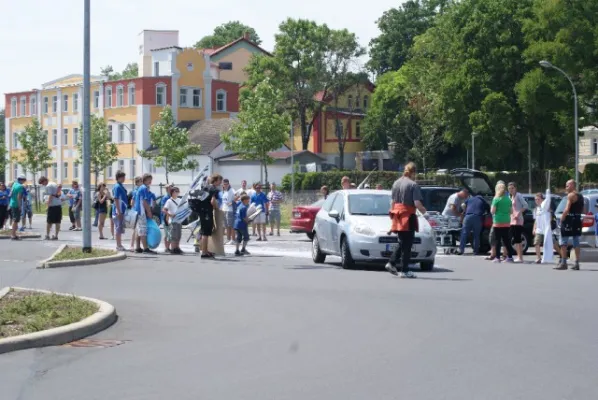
[{"x1": 1, "y1": 215, "x2": 598, "y2": 399}]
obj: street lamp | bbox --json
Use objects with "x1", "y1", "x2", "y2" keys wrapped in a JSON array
[
  {"x1": 540, "y1": 60, "x2": 579, "y2": 189},
  {"x1": 108, "y1": 119, "x2": 136, "y2": 185},
  {"x1": 471, "y1": 132, "x2": 478, "y2": 170},
  {"x1": 82, "y1": 0, "x2": 91, "y2": 252}
]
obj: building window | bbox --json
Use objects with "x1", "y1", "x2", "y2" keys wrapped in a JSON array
[
  {"x1": 105, "y1": 87, "x2": 112, "y2": 108},
  {"x1": 118, "y1": 124, "x2": 125, "y2": 143},
  {"x1": 52, "y1": 163, "x2": 58, "y2": 179},
  {"x1": 180, "y1": 88, "x2": 188, "y2": 107},
  {"x1": 74, "y1": 162, "x2": 79, "y2": 179},
  {"x1": 73, "y1": 93, "x2": 79, "y2": 112},
  {"x1": 592, "y1": 139, "x2": 598, "y2": 155},
  {"x1": 107, "y1": 164, "x2": 113, "y2": 179},
  {"x1": 43, "y1": 97, "x2": 49, "y2": 114},
  {"x1": 117, "y1": 85, "x2": 124, "y2": 107},
  {"x1": 156, "y1": 84, "x2": 166, "y2": 106},
  {"x1": 63, "y1": 162, "x2": 69, "y2": 179},
  {"x1": 154, "y1": 61, "x2": 160, "y2": 76},
  {"x1": 73, "y1": 127, "x2": 79, "y2": 145},
  {"x1": 30, "y1": 96, "x2": 37, "y2": 115},
  {"x1": 118, "y1": 160, "x2": 125, "y2": 173},
  {"x1": 108, "y1": 125, "x2": 113, "y2": 142},
  {"x1": 347, "y1": 95, "x2": 353, "y2": 108},
  {"x1": 355, "y1": 121, "x2": 361, "y2": 138},
  {"x1": 128, "y1": 85, "x2": 135, "y2": 105},
  {"x1": 11, "y1": 98, "x2": 17, "y2": 117},
  {"x1": 52, "y1": 96, "x2": 58, "y2": 113},
  {"x1": 193, "y1": 89, "x2": 201, "y2": 108},
  {"x1": 43, "y1": 130, "x2": 48, "y2": 145},
  {"x1": 63, "y1": 95, "x2": 69, "y2": 112},
  {"x1": 130, "y1": 159, "x2": 136, "y2": 178},
  {"x1": 93, "y1": 90, "x2": 99, "y2": 109},
  {"x1": 52, "y1": 129, "x2": 58, "y2": 146},
  {"x1": 216, "y1": 90, "x2": 226, "y2": 112},
  {"x1": 363, "y1": 95, "x2": 369, "y2": 109},
  {"x1": 130, "y1": 123, "x2": 136, "y2": 142},
  {"x1": 13, "y1": 132, "x2": 19, "y2": 149},
  {"x1": 63, "y1": 128, "x2": 69, "y2": 146},
  {"x1": 19, "y1": 97, "x2": 26, "y2": 116},
  {"x1": 148, "y1": 161, "x2": 157, "y2": 174},
  {"x1": 355, "y1": 95, "x2": 360, "y2": 109}
]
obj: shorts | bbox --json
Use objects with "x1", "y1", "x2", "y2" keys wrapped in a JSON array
[
  {"x1": 534, "y1": 233, "x2": 545, "y2": 246},
  {"x1": 269, "y1": 209, "x2": 281, "y2": 224},
  {"x1": 559, "y1": 235, "x2": 580, "y2": 247},
  {"x1": 73, "y1": 207, "x2": 81, "y2": 220},
  {"x1": 113, "y1": 213, "x2": 125, "y2": 234},
  {"x1": 136, "y1": 215, "x2": 148, "y2": 236},
  {"x1": 235, "y1": 227, "x2": 249, "y2": 243},
  {"x1": 10, "y1": 207, "x2": 21, "y2": 220},
  {"x1": 223, "y1": 211, "x2": 235, "y2": 228},
  {"x1": 199, "y1": 209, "x2": 214, "y2": 236},
  {"x1": 166, "y1": 222, "x2": 182, "y2": 242},
  {"x1": 254, "y1": 212, "x2": 266, "y2": 224},
  {"x1": 22, "y1": 207, "x2": 32, "y2": 218},
  {"x1": 510, "y1": 225, "x2": 523, "y2": 244},
  {"x1": 47, "y1": 205, "x2": 62, "y2": 224}
]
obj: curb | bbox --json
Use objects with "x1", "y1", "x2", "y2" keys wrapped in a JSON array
[
  {"x1": 38, "y1": 245, "x2": 126, "y2": 269},
  {"x1": 0, "y1": 287, "x2": 117, "y2": 355},
  {"x1": 0, "y1": 234, "x2": 42, "y2": 240}
]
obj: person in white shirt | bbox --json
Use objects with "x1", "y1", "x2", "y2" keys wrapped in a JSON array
[
  {"x1": 246, "y1": 182, "x2": 257, "y2": 236},
  {"x1": 221, "y1": 178, "x2": 236, "y2": 244},
  {"x1": 163, "y1": 187, "x2": 183, "y2": 255}
]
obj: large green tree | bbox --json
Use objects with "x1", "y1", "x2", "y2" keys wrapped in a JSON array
[
  {"x1": 222, "y1": 79, "x2": 291, "y2": 185},
  {"x1": 78, "y1": 115, "x2": 119, "y2": 185},
  {"x1": 101, "y1": 63, "x2": 138, "y2": 81},
  {"x1": 139, "y1": 106, "x2": 201, "y2": 184},
  {"x1": 194, "y1": 21, "x2": 261, "y2": 49}
]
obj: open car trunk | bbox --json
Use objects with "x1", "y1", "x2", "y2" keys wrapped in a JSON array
[{"x1": 450, "y1": 168, "x2": 494, "y2": 201}]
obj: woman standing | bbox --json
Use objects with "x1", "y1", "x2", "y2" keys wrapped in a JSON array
[
  {"x1": 0, "y1": 182, "x2": 9, "y2": 229},
  {"x1": 208, "y1": 188, "x2": 226, "y2": 256},
  {"x1": 95, "y1": 183, "x2": 109, "y2": 239},
  {"x1": 491, "y1": 182, "x2": 514, "y2": 263},
  {"x1": 320, "y1": 185, "x2": 329, "y2": 200}
]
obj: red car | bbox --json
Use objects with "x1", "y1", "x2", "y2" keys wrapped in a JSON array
[{"x1": 290, "y1": 199, "x2": 325, "y2": 240}]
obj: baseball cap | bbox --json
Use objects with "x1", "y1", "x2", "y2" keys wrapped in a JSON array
[{"x1": 17, "y1": 174, "x2": 26, "y2": 181}]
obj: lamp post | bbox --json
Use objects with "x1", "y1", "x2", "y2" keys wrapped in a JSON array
[
  {"x1": 82, "y1": 0, "x2": 91, "y2": 252},
  {"x1": 109, "y1": 119, "x2": 136, "y2": 185},
  {"x1": 290, "y1": 119, "x2": 295, "y2": 207},
  {"x1": 471, "y1": 132, "x2": 478, "y2": 170},
  {"x1": 540, "y1": 60, "x2": 579, "y2": 189}
]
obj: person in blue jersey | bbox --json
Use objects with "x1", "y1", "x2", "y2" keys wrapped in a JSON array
[
  {"x1": 250, "y1": 183, "x2": 270, "y2": 241},
  {"x1": 0, "y1": 182, "x2": 9, "y2": 229},
  {"x1": 19, "y1": 185, "x2": 33, "y2": 231},
  {"x1": 129, "y1": 176, "x2": 143, "y2": 249},
  {"x1": 133, "y1": 173, "x2": 156, "y2": 254},
  {"x1": 234, "y1": 194, "x2": 251, "y2": 256},
  {"x1": 112, "y1": 170, "x2": 128, "y2": 251}
]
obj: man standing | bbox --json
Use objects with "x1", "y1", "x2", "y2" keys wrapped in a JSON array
[
  {"x1": 442, "y1": 188, "x2": 469, "y2": 218},
  {"x1": 133, "y1": 173, "x2": 157, "y2": 254},
  {"x1": 267, "y1": 182, "x2": 283, "y2": 236},
  {"x1": 221, "y1": 179, "x2": 236, "y2": 244},
  {"x1": 341, "y1": 176, "x2": 351, "y2": 190},
  {"x1": 198, "y1": 174, "x2": 222, "y2": 258},
  {"x1": 129, "y1": 176, "x2": 143, "y2": 250},
  {"x1": 556, "y1": 179, "x2": 584, "y2": 270},
  {"x1": 508, "y1": 182, "x2": 528, "y2": 263},
  {"x1": 67, "y1": 181, "x2": 82, "y2": 231},
  {"x1": 9, "y1": 175, "x2": 26, "y2": 240},
  {"x1": 235, "y1": 180, "x2": 248, "y2": 197},
  {"x1": 112, "y1": 170, "x2": 128, "y2": 251},
  {"x1": 251, "y1": 183, "x2": 270, "y2": 241},
  {"x1": 38, "y1": 176, "x2": 63, "y2": 240},
  {"x1": 459, "y1": 193, "x2": 489, "y2": 255},
  {"x1": 386, "y1": 162, "x2": 427, "y2": 279},
  {"x1": 160, "y1": 184, "x2": 173, "y2": 252}
]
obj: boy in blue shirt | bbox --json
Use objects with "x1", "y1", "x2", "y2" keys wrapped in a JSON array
[
  {"x1": 250, "y1": 184, "x2": 270, "y2": 241},
  {"x1": 234, "y1": 194, "x2": 251, "y2": 256},
  {"x1": 112, "y1": 170, "x2": 128, "y2": 251},
  {"x1": 133, "y1": 173, "x2": 156, "y2": 254}
]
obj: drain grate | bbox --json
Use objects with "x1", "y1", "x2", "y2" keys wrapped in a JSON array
[{"x1": 62, "y1": 339, "x2": 129, "y2": 348}]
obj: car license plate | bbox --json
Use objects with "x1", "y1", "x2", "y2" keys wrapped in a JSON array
[
  {"x1": 293, "y1": 212, "x2": 301, "y2": 218},
  {"x1": 386, "y1": 244, "x2": 416, "y2": 252}
]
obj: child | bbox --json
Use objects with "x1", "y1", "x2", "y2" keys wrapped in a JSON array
[
  {"x1": 234, "y1": 194, "x2": 251, "y2": 256},
  {"x1": 163, "y1": 187, "x2": 184, "y2": 255}
]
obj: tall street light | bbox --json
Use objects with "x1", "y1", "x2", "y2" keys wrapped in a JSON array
[
  {"x1": 540, "y1": 60, "x2": 579, "y2": 189},
  {"x1": 82, "y1": 0, "x2": 91, "y2": 252},
  {"x1": 471, "y1": 131, "x2": 478, "y2": 170},
  {"x1": 109, "y1": 119, "x2": 136, "y2": 186}
]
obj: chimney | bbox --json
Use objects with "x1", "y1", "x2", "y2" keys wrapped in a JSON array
[{"x1": 243, "y1": 32, "x2": 250, "y2": 41}]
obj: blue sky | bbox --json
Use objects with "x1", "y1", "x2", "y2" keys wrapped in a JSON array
[{"x1": 1, "y1": 0, "x2": 404, "y2": 109}]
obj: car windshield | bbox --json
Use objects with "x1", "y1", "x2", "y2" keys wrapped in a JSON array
[
  {"x1": 348, "y1": 193, "x2": 391, "y2": 215},
  {"x1": 555, "y1": 196, "x2": 568, "y2": 214}
]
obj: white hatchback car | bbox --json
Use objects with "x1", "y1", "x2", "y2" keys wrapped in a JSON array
[{"x1": 311, "y1": 189, "x2": 437, "y2": 270}]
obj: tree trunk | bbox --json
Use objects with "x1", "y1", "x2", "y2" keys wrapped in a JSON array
[
  {"x1": 300, "y1": 110, "x2": 309, "y2": 150},
  {"x1": 338, "y1": 146, "x2": 344, "y2": 170},
  {"x1": 164, "y1": 160, "x2": 169, "y2": 184},
  {"x1": 263, "y1": 162, "x2": 269, "y2": 189},
  {"x1": 94, "y1": 171, "x2": 99, "y2": 187}
]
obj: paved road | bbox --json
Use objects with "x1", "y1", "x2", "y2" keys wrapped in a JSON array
[{"x1": 1, "y1": 216, "x2": 598, "y2": 399}]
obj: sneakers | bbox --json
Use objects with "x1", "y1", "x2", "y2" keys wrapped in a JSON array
[
  {"x1": 492, "y1": 258, "x2": 501, "y2": 263},
  {"x1": 504, "y1": 257, "x2": 514, "y2": 263},
  {"x1": 19, "y1": 227, "x2": 25, "y2": 232},
  {"x1": 241, "y1": 248, "x2": 250, "y2": 255},
  {"x1": 570, "y1": 261, "x2": 580, "y2": 271},
  {"x1": 235, "y1": 250, "x2": 243, "y2": 256},
  {"x1": 69, "y1": 226, "x2": 75, "y2": 231},
  {"x1": 143, "y1": 248, "x2": 157, "y2": 255},
  {"x1": 134, "y1": 248, "x2": 143, "y2": 254},
  {"x1": 513, "y1": 258, "x2": 524, "y2": 263},
  {"x1": 554, "y1": 261, "x2": 567, "y2": 270},
  {"x1": 400, "y1": 271, "x2": 417, "y2": 279},
  {"x1": 172, "y1": 248, "x2": 184, "y2": 255},
  {"x1": 385, "y1": 262, "x2": 398, "y2": 276}
]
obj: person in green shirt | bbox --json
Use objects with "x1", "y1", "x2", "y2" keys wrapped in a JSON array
[
  {"x1": 9, "y1": 175, "x2": 26, "y2": 240},
  {"x1": 491, "y1": 182, "x2": 513, "y2": 263}
]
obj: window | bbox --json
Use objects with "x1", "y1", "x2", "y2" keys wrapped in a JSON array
[
  {"x1": 118, "y1": 124, "x2": 125, "y2": 143},
  {"x1": 52, "y1": 163, "x2": 58, "y2": 179},
  {"x1": 30, "y1": 96, "x2": 37, "y2": 115},
  {"x1": 63, "y1": 94, "x2": 69, "y2": 112},
  {"x1": 52, "y1": 96, "x2": 58, "y2": 113},
  {"x1": 11, "y1": 98, "x2": 17, "y2": 117},
  {"x1": 347, "y1": 95, "x2": 353, "y2": 108},
  {"x1": 592, "y1": 139, "x2": 598, "y2": 155},
  {"x1": 355, "y1": 121, "x2": 361, "y2": 138},
  {"x1": 63, "y1": 162, "x2": 68, "y2": 179},
  {"x1": 108, "y1": 125, "x2": 113, "y2": 142},
  {"x1": 216, "y1": 90, "x2": 226, "y2": 112},
  {"x1": 43, "y1": 130, "x2": 48, "y2": 145},
  {"x1": 154, "y1": 61, "x2": 160, "y2": 76},
  {"x1": 13, "y1": 132, "x2": 19, "y2": 148},
  {"x1": 20, "y1": 97, "x2": 26, "y2": 116},
  {"x1": 117, "y1": 86, "x2": 124, "y2": 107},
  {"x1": 52, "y1": 129, "x2": 58, "y2": 146},
  {"x1": 363, "y1": 95, "x2": 369, "y2": 109},
  {"x1": 130, "y1": 159, "x2": 136, "y2": 178},
  {"x1": 105, "y1": 87, "x2": 112, "y2": 108},
  {"x1": 321, "y1": 193, "x2": 337, "y2": 212},
  {"x1": 43, "y1": 97, "x2": 49, "y2": 114},
  {"x1": 128, "y1": 85, "x2": 135, "y2": 105},
  {"x1": 331, "y1": 193, "x2": 345, "y2": 215},
  {"x1": 74, "y1": 162, "x2": 79, "y2": 179},
  {"x1": 63, "y1": 128, "x2": 68, "y2": 146},
  {"x1": 73, "y1": 128, "x2": 79, "y2": 145},
  {"x1": 148, "y1": 161, "x2": 157, "y2": 174},
  {"x1": 355, "y1": 95, "x2": 360, "y2": 109},
  {"x1": 118, "y1": 160, "x2": 125, "y2": 173},
  {"x1": 73, "y1": 93, "x2": 79, "y2": 112},
  {"x1": 107, "y1": 164, "x2": 113, "y2": 179},
  {"x1": 193, "y1": 89, "x2": 201, "y2": 107},
  {"x1": 130, "y1": 123, "x2": 136, "y2": 142},
  {"x1": 156, "y1": 84, "x2": 166, "y2": 106},
  {"x1": 180, "y1": 88, "x2": 188, "y2": 107},
  {"x1": 93, "y1": 91, "x2": 99, "y2": 109}
]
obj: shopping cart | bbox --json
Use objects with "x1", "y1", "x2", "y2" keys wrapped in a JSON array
[{"x1": 426, "y1": 212, "x2": 462, "y2": 255}]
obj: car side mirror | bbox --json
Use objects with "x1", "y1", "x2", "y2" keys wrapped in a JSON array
[{"x1": 328, "y1": 210, "x2": 340, "y2": 220}]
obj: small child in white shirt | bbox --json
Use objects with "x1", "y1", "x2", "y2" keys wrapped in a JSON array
[{"x1": 163, "y1": 187, "x2": 183, "y2": 255}]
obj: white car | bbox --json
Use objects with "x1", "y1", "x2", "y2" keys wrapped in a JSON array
[{"x1": 311, "y1": 189, "x2": 437, "y2": 270}]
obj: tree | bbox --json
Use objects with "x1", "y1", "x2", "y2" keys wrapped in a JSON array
[
  {"x1": 101, "y1": 63, "x2": 138, "y2": 81},
  {"x1": 139, "y1": 106, "x2": 201, "y2": 184},
  {"x1": 221, "y1": 79, "x2": 291, "y2": 185},
  {"x1": 194, "y1": 21, "x2": 261, "y2": 49},
  {"x1": 78, "y1": 114, "x2": 119, "y2": 185}
]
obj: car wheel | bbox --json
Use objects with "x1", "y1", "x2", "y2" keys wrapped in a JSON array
[
  {"x1": 511, "y1": 233, "x2": 530, "y2": 254},
  {"x1": 312, "y1": 234, "x2": 326, "y2": 264},
  {"x1": 340, "y1": 237, "x2": 355, "y2": 269},
  {"x1": 420, "y1": 260, "x2": 434, "y2": 271},
  {"x1": 306, "y1": 232, "x2": 314, "y2": 240}
]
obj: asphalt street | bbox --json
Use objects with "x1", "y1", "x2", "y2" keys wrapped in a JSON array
[{"x1": 1, "y1": 215, "x2": 597, "y2": 399}]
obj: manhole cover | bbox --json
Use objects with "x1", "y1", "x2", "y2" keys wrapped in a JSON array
[{"x1": 62, "y1": 339, "x2": 129, "y2": 348}]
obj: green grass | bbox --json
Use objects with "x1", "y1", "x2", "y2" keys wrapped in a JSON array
[
  {"x1": 280, "y1": 202, "x2": 292, "y2": 229},
  {"x1": 52, "y1": 246, "x2": 117, "y2": 261},
  {"x1": 0, "y1": 289, "x2": 98, "y2": 338}
]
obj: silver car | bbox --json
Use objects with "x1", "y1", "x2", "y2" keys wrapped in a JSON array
[{"x1": 311, "y1": 190, "x2": 437, "y2": 270}]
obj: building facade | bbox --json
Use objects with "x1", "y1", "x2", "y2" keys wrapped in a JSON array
[{"x1": 4, "y1": 30, "x2": 269, "y2": 187}]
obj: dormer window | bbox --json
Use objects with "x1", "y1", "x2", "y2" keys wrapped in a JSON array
[
  {"x1": 363, "y1": 95, "x2": 369, "y2": 109},
  {"x1": 347, "y1": 95, "x2": 353, "y2": 108}
]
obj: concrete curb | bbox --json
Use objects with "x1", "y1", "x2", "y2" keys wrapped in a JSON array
[
  {"x1": 0, "y1": 287, "x2": 117, "y2": 355},
  {"x1": 0, "y1": 233, "x2": 42, "y2": 240},
  {"x1": 38, "y1": 245, "x2": 126, "y2": 269}
]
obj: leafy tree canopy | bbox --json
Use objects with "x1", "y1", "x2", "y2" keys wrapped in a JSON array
[
  {"x1": 194, "y1": 21, "x2": 261, "y2": 49},
  {"x1": 101, "y1": 63, "x2": 138, "y2": 81}
]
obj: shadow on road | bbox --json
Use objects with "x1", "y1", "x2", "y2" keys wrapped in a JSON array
[{"x1": 288, "y1": 263, "x2": 454, "y2": 274}]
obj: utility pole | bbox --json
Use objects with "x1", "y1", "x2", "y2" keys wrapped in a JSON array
[{"x1": 82, "y1": 0, "x2": 92, "y2": 252}]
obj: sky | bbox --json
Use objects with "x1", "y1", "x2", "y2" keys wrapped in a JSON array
[{"x1": 0, "y1": 0, "x2": 405, "y2": 109}]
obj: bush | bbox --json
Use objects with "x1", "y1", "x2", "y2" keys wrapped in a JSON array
[{"x1": 583, "y1": 163, "x2": 598, "y2": 183}]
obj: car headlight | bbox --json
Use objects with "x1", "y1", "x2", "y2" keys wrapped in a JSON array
[{"x1": 352, "y1": 224, "x2": 376, "y2": 237}]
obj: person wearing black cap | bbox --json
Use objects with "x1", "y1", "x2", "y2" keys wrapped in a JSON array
[{"x1": 9, "y1": 175, "x2": 27, "y2": 240}]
